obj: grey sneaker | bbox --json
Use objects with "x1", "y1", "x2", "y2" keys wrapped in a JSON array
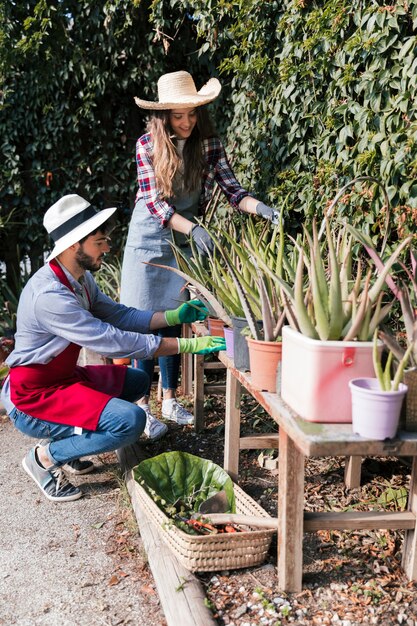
[
  {"x1": 63, "y1": 459, "x2": 95, "y2": 475},
  {"x1": 162, "y1": 400, "x2": 194, "y2": 425},
  {"x1": 142, "y1": 407, "x2": 168, "y2": 441},
  {"x1": 22, "y1": 446, "x2": 83, "y2": 502},
  {"x1": 38, "y1": 439, "x2": 95, "y2": 475}
]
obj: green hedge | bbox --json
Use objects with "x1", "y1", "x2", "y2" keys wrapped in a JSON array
[{"x1": 151, "y1": 0, "x2": 417, "y2": 244}]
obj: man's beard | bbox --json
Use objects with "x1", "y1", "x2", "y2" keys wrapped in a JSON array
[{"x1": 75, "y1": 247, "x2": 101, "y2": 272}]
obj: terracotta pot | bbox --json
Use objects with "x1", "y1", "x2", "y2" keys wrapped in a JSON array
[
  {"x1": 247, "y1": 337, "x2": 282, "y2": 393},
  {"x1": 207, "y1": 317, "x2": 225, "y2": 338}
]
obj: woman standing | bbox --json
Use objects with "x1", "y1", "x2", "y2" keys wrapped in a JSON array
[{"x1": 120, "y1": 71, "x2": 278, "y2": 440}]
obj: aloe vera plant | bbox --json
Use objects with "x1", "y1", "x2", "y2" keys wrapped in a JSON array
[
  {"x1": 251, "y1": 216, "x2": 412, "y2": 342},
  {"x1": 216, "y1": 217, "x2": 287, "y2": 342},
  {"x1": 373, "y1": 330, "x2": 413, "y2": 391},
  {"x1": 149, "y1": 215, "x2": 280, "y2": 334},
  {"x1": 351, "y1": 229, "x2": 417, "y2": 368}
]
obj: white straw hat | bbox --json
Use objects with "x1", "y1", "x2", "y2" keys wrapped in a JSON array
[
  {"x1": 44, "y1": 194, "x2": 117, "y2": 261},
  {"x1": 134, "y1": 70, "x2": 221, "y2": 110}
]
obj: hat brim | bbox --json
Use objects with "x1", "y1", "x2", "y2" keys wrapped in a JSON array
[
  {"x1": 134, "y1": 77, "x2": 221, "y2": 110},
  {"x1": 46, "y1": 207, "x2": 117, "y2": 262}
]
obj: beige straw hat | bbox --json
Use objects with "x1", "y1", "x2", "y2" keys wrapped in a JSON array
[{"x1": 134, "y1": 70, "x2": 221, "y2": 110}]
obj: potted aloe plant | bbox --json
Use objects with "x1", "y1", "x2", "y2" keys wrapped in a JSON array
[
  {"x1": 352, "y1": 235, "x2": 417, "y2": 431},
  {"x1": 253, "y1": 214, "x2": 413, "y2": 423},
  {"x1": 349, "y1": 331, "x2": 412, "y2": 440},
  {"x1": 150, "y1": 215, "x2": 279, "y2": 370}
]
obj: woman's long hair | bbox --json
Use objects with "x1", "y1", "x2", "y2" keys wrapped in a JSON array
[{"x1": 148, "y1": 107, "x2": 217, "y2": 199}]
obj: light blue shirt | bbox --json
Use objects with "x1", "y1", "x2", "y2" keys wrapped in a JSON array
[{"x1": 1, "y1": 261, "x2": 162, "y2": 413}]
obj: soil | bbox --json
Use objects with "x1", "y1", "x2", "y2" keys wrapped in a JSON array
[
  {"x1": 146, "y1": 378, "x2": 417, "y2": 626},
  {"x1": 2, "y1": 366, "x2": 417, "y2": 626}
]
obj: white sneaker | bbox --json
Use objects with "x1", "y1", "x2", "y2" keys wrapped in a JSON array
[
  {"x1": 141, "y1": 406, "x2": 168, "y2": 441},
  {"x1": 162, "y1": 400, "x2": 194, "y2": 425}
]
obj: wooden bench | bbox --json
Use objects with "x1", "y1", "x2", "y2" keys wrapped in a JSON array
[{"x1": 217, "y1": 348, "x2": 417, "y2": 592}]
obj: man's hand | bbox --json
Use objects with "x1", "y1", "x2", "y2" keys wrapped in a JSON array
[
  {"x1": 191, "y1": 225, "x2": 214, "y2": 255},
  {"x1": 178, "y1": 336, "x2": 226, "y2": 355},
  {"x1": 255, "y1": 202, "x2": 280, "y2": 225},
  {"x1": 165, "y1": 299, "x2": 209, "y2": 326}
]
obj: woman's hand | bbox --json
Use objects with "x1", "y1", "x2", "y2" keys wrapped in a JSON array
[
  {"x1": 191, "y1": 225, "x2": 214, "y2": 255},
  {"x1": 255, "y1": 202, "x2": 280, "y2": 225}
]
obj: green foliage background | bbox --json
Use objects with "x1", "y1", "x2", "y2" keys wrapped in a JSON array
[{"x1": 1, "y1": 0, "x2": 416, "y2": 296}]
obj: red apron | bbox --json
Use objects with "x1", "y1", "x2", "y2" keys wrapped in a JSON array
[{"x1": 9, "y1": 260, "x2": 127, "y2": 431}]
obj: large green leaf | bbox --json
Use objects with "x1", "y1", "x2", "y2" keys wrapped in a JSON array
[{"x1": 134, "y1": 451, "x2": 236, "y2": 514}]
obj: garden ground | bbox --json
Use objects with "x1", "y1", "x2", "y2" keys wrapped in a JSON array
[{"x1": 2, "y1": 376, "x2": 417, "y2": 626}]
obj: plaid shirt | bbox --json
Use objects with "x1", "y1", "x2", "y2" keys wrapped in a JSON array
[{"x1": 135, "y1": 133, "x2": 250, "y2": 228}]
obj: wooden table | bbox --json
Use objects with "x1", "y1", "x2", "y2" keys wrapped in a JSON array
[{"x1": 215, "y1": 348, "x2": 417, "y2": 592}]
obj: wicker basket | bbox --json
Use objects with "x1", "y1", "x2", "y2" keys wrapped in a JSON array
[{"x1": 134, "y1": 481, "x2": 275, "y2": 572}]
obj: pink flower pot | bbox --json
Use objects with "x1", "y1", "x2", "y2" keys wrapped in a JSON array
[{"x1": 281, "y1": 326, "x2": 381, "y2": 423}]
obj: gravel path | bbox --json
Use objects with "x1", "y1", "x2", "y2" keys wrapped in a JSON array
[{"x1": 0, "y1": 414, "x2": 166, "y2": 626}]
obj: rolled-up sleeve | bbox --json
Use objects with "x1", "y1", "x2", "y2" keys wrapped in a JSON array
[
  {"x1": 34, "y1": 289, "x2": 162, "y2": 361},
  {"x1": 205, "y1": 138, "x2": 250, "y2": 209},
  {"x1": 136, "y1": 134, "x2": 175, "y2": 228}
]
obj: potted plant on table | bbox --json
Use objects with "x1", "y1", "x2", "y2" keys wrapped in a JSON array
[
  {"x1": 149, "y1": 215, "x2": 280, "y2": 370},
  {"x1": 349, "y1": 331, "x2": 412, "y2": 440},
  {"x1": 354, "y1": 238, "x2": 417, "y2": 431},
  {"x1": 256, "y1": 215, "x2": 412, "y2": 422}
]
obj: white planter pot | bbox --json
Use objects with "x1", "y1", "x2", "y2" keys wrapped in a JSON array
[
  {"x1": 281, "y1": 326, "x2": 381, "y2": 423},
  {"x1": 349, "y1": 378, "x2": 407, "y2": 440}
]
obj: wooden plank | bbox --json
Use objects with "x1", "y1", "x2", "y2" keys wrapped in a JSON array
[
  {"x1": 125, "y1": 471, "x2": 217, "y2": 626},
  {"x1": 117, "y1": 444, "x2": 216, "y2": 626},
  {"x1": 203, "y1": 361, "x2": 226, "y2": 370},
  {"x1": 224, "y1": 370, "x2": 241, "y2": 483},
  {"x1": 204, "y1": 384, "x2": 226, "y2": 395},
  {"x1": 193, "y1": 354, "x2": 205, "y2": 433},
  {"x1": 216, "y1": 351, "x2": 417, "y2": 458},
  {"x1": 239, "y1": 433, "x2": 279, "y2": 450},
  {"x1": 77, "y1": 347, "x2": 110, "y2": 365},
  {"x1": 304, "y1": 510, "x2": 416, "y2": 531},
  {"x1": 402, "y1": 456, "x2": 417, "y2": 580},
  {"x1": 278, "y1": 429, "x2": 305, "y2": 592},
  {"x1": 344, "y1": 456, "x2": 362, "y2": 489}
]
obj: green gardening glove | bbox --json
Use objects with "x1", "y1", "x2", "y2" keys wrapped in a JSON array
[
  {"x1": 165, "y1": 299, "x2": 209, "y2": 326},
  {"x1": 178, "y1": 336, "x2": 226, "y2": 355}
]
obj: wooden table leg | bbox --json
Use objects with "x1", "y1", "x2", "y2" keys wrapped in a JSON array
[
  {"x1": 278, "y1": 429, "x2": 305, "y2": 592},
  {"x1": 224, "y1": 369, "x2": 241, "y2": 483},
  {"x1": 193, "y1": 354, "x2": 205, "y2": 433},
  {"x1": 344, "y1": 456, "x2": 362, "y2": 489},
  {"x1": 402, "y1": 456, "x2": 417, "y2": 580}
]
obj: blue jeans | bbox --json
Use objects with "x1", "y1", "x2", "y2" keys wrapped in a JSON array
[
  {"x1": 9, "y1": 368, "x2": 149, "y2": 467},
  {"x1": 134, "y1": 324, "x2": 181, "y2": 395}
]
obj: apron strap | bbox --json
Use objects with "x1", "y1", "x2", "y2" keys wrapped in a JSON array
[{"x1": 49, "y1": 259, "x2": 92, "y2": 309}]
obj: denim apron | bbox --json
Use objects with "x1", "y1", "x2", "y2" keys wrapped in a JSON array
[{"x1": 120, "y1": 149, "x2": 200, "y2": 311}]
